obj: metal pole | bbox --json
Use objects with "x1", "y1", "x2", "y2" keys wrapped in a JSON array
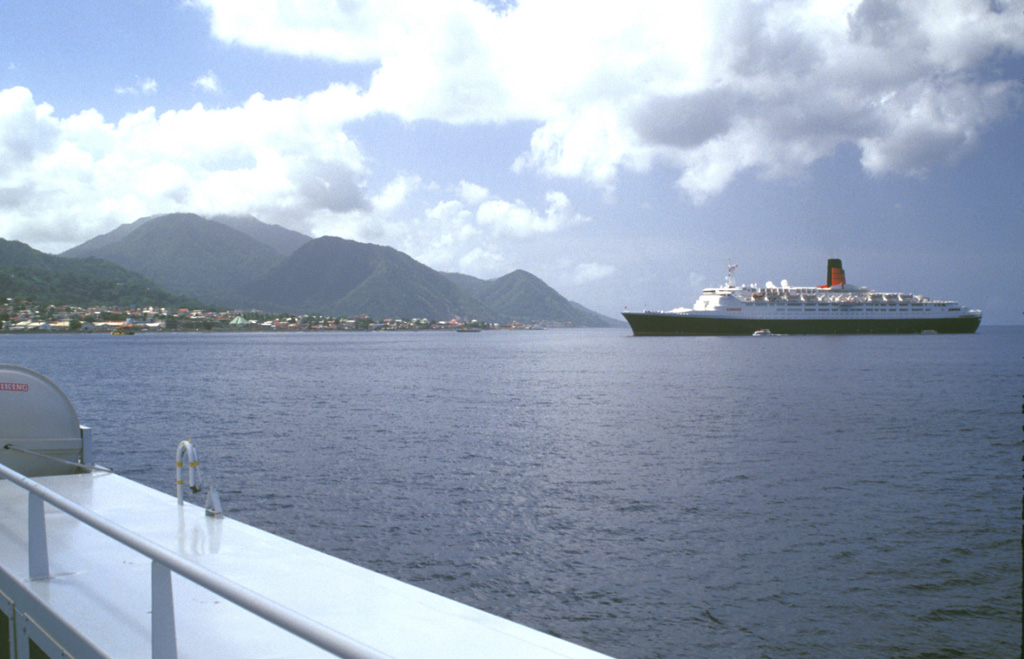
[
  {"x1": 28, "y1": 492, "x2": 49, "y2": 579},
  {"x1": 151, "y1": 561, "x2": 177, "y2": 659}
]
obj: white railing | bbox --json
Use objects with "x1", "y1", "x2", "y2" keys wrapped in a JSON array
[{"x1": 0, "y1": 459, "x2": 387, "y2": 659}]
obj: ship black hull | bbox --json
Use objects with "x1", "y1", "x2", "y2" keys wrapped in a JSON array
[{"x1": 623, "y1": 312, "x2": 982, "y2": 336}]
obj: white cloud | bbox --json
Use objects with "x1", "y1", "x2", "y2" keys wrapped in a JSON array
[
  {"x1": 457, "y1": 247, "x2": 505, "y2": 275},
  {"x1": 476, "y1": 191, "x2": 589, "y2": 238},
  {"x1": 115, "y1": 77, "x2": 158, "y2": 96},
  {"x1": 457, "y1": 180, "x2": 489, "y2": 205},
  {"x1": 857, "y1": 77, "x2": 1018, "y2": 175},
  {"x1": 193, "y1": 71, "x2": 220, "y2": 93},
  {"x1": 4, "y1": 0, "x2": 1022, "y2": 266},
  {"x1": 513, "y1": 106, "x2": 632, "y2": 190},
  {"x1": 301, "y1": 179, "x2": 589, "y2": 278},
  {"x1": 573, "y1": 262, "x2": 615, "y2": 284},
  {"x1": 0, "y1": 85, "x2": 373, "y2": 252},
  {"x1": 196, "y1": 0, "x2": 1024, "y2": 199},
  {"x1": 374, "y1": 174, "x2": 422, "y2": 213},
  {"x1": 0, "y1": 74, "x2": 589, "y2": 272}
]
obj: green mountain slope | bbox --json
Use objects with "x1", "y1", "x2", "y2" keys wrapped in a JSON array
[
  {"x1": 64, "y1": 213, "x2": 311, "y2": 258},
  {"x1": 0, "y1": 239, "x2": 198, "y2": 308},
  {"x1": 238, "y1": 236, "x2": 502, "y2": 321},
  {"x1": 62, "y1": 213, "x2": 283, "y2": 306},
  {"x1": 445, "y1": 270, "x2": 615, "y2": 327},
  {"x1": 61, "y1": 216, "x2": 158, "y2": 257},
  {"x1": 209, "y1": 214, "x2": 311, "y2": 255}
]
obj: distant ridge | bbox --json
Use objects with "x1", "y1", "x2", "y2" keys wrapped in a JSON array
[
  {"x1": 54, "y1": 212, "x2": 616, "y2": 325},
  {"x1": 62, "y1": 213, "x2": 284, "y2": 306},
  {"x1": 444, "y1": 270, "x2": 618, "y2": 327},
  {"x1": 64, "y1": 213, "x2": 311, "y2": 258},
  {"x1": 61, "y1": 214, "x2": 160, "y2": 256},
  {"x1": 237, "y1": 236, "x2": 501, "y2": 321},
  {"x1": 209, "y1": 214, "x2": 311, "y2": 256}
]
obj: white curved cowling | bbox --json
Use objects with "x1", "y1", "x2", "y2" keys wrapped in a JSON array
[{"x1": 0, "y1": 364, "x2": 86, "y2": 476}]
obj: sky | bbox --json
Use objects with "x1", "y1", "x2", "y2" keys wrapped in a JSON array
[{"x1": 1, "y1": 0, "x2": 1022, "y2": 324}]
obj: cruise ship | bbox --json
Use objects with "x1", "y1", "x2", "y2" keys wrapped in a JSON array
[
  {"x1": 623, "y1": 259, "x2": 982, "y2": 336},
  {"x1": 0, "y1": 365, "x2": 612, "y2": 658}
]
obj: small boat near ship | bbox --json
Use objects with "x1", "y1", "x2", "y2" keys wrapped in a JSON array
[{"x1": 623, "y1": 259, "x2": 982, "y2": 336}]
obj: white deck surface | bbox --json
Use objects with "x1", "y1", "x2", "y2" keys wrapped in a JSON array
[{"x1": 0, "y1": 471, "x2": 611, "y2": 658}]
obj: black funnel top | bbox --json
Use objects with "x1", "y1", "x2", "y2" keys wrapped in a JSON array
[{"x1": 826, "y1": 259, "x2": 845, "y2": 287}]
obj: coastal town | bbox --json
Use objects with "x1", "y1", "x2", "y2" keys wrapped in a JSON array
[{"x1": 0, "y1": 299, "x2": 547, "y2": 332}]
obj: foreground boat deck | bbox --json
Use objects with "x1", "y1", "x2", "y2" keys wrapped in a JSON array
[{"x1": 0, "y1": 470, "x2": 610, "y2": 658}]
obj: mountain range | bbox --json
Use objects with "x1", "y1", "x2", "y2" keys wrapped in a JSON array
[
  {"x1": 0, "y1": 238, "x2": 199, "y2": 309},
  {"x1": 4, "y1": 213, "x2": 619, "y2": 326}
]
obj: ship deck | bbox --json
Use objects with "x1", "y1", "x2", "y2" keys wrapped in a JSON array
[{"x1": 0, "y1": 470, "x2": 611, "y2": 658}]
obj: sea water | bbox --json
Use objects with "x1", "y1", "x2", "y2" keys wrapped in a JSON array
[{"x1": 2, "y1": 327, "x2": 1020, "y2": 658}]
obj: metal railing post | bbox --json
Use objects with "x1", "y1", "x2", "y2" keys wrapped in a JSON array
[
  {"x1": 151, "y1": 561, "x2": 177, "y2": 659},
  {"x1": 15, "y1": 611, "x2": 31, "y2": 658},
  {"x1": 28, "y1": 492, "x2": 49, "y2": 579},
  {"x1": 81, "y1": 426, "x2": 93, "y2": 465}
]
